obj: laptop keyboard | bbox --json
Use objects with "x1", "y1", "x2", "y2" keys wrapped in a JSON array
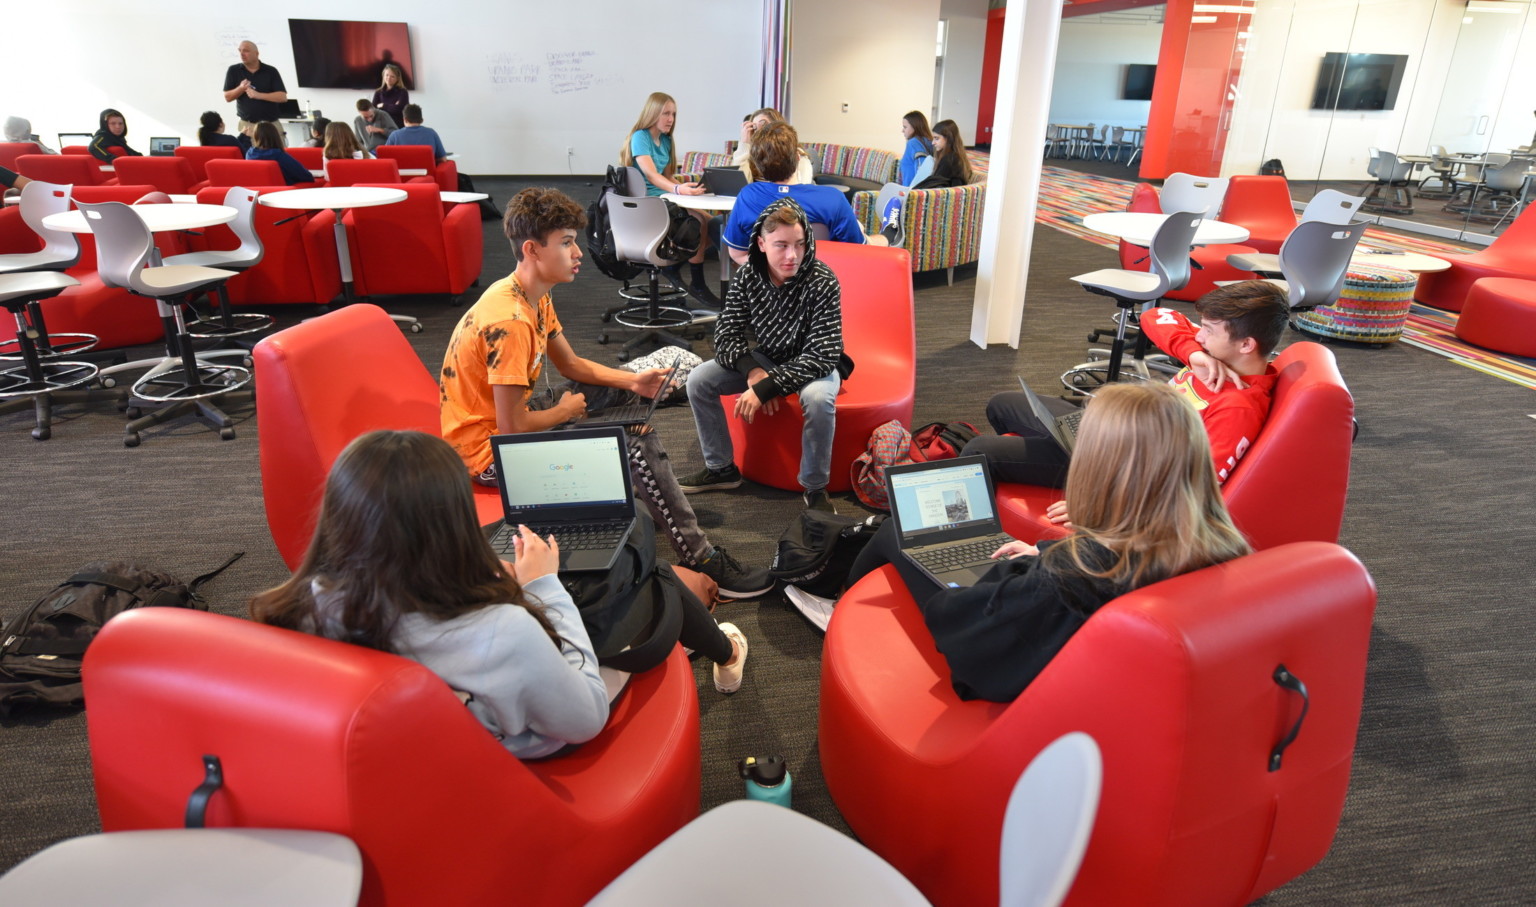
[
  {"x1": 581, "y1": 403, "x2": 649, "y2": 425},
  {"x1": 1059, "y1": 408, "x2": 1084, "y2": 435},
  {"x1": 490, "y1": 519, "x2": 631, "y2": 555},
  {"x1": 911, "y1": 536, "x2": 1012, "y2": 573}
]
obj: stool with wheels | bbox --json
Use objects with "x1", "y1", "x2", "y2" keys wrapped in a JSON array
[
  {"x1": 161, "y1": 186, "x2": 273, "y2": 353},
  {"x1": 0, "y1": 272, "x2": 98, "y2": 440}
]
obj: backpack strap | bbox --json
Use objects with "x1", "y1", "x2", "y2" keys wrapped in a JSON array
[
  {"x1": 186, "y1": 552, "x2": 245, "y2": 601},
  {"x1": 599, "y1": 566, "x2": 685, "y2": 674}
]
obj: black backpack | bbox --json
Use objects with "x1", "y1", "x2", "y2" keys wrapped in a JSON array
[
  {"x1": 655, "y1": 200, "x2": 702, "y2": 262},
  {"x1": 769, "y1": 511, "x2": 886, "y2": 599},
  {"x1": 1261, "y1": 158, "x2": 1287, "y2": 177},
  {"x1": 559, "y1": 517, "x2": 695, "y2": 674},
  {"x1": 0, "y1": 554, "x2": 243, "y2": 717},
  {"x1": 457, "y1": 172, "x2": 500, "y2": 221},
  {"x1": 585, "y1": 166, "x2": 643, "y2": 281}
]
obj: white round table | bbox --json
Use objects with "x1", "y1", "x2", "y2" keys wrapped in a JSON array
[
  {"x1": 661, "y1": 192, "x2": 736, "y2": 211},
  {"x1": 1350, "y1": 249, "x2": 1451, "y2": 274},
  {"x1": 1083, "y1": 211, "x2": 1250, "y2": 246},
  {"x1": 259, "y1": 186, "x2": 407, "y2": 304},
  {"x1": 44, "y1": 203, "x2": 236, "y2": 236},
  {"x1": 441, "y1": 190, "x2": 489, "y2": 204}
]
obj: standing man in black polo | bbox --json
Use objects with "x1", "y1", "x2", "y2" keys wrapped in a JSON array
[{"x1": 222, "y1": 41, "x2": 288, "y2": 144}]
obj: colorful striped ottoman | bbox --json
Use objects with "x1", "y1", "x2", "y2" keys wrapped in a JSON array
[
  {"x1": 1294, "y1": 263, "x2": 1417, "y2": 344},
  {"x1": 1454, "y1": 277, "x2": 1536, "y2": 358}
]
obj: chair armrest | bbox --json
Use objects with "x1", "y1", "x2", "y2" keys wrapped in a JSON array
[{"x1": 443, "y1": 202, "x2": 484, "y2": 295}]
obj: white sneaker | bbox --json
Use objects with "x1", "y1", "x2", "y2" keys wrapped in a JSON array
[{"x1": 713, "y1": 622, "x2": 749, "y2": 694}]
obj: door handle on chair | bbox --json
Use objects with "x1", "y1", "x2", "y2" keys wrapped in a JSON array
[
  {"x1": 1269, "y1": 664, "x2": 1310, "y2": 772},
  {"x1": 185, "y1": 754, "x2": 225, "y2": 828}
]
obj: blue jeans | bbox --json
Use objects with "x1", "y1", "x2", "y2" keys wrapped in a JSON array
[{"x1": 687, "y1": 358, "x2": 839, "y2": 492}]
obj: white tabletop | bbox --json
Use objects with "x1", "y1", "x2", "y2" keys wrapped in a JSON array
[
  {"x1": 1351, "y1": 249, "x2": 1451, "y2": 273},
  {"x1": 44, "y1": 203, "x2": 236, "y2": 234},
  {"x1": 2, "y1": 196, "x2": 17, "y2": 206},
  {"x1": 401, "y1": 168, "x2": 428, "y2": 177},
  {"x1": 441, "y1": 191, "x2": 489, "y2": 204},
  {"x1": 258, "y1": 186, "x2": 408, "y2": 211},
  {"x1": 661, "y1": 192, "x2": 736, "y2": 211},
  {"x1": 168, "y1": 194, "x2": 198, "y2": 204},
  {"x1": 1083, "y1": 211, "x2": 1250, "y2": 246}
]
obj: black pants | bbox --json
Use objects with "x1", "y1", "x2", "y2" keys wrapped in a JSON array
[
  {"x1": 844, "y1": 519, "x2": 944, "y2": 609},
  {"x1": 960, "y1": 392, "x2": 1072, "y2": 488}
]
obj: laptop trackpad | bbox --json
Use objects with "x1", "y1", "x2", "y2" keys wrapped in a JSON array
[{"x1": 935, "y1": 563, "x2": 996, "y2": 588}]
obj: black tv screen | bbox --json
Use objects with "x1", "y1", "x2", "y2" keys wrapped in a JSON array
[
  {"x1": 1123, "y1": 64, "x2": 1156, "y2": 101},
  {"x1": 1311, "y1": 53, "x2": 1406, "y2": 111},
  {"x1": 288, "y1": 19, "x2": 415, "y2": 91}
]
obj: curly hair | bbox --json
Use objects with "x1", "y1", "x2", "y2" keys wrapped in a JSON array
[{"x1": 503, "y1": 187, "x2": 588, "y2": 260}]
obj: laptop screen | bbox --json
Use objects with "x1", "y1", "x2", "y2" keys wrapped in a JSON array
[
  {"x1": 150, "y1": 137, "x2": 182, "y2": 154},
  {"x1": 58, "y1": 133, "x2": 92, "y2": 150},
  {"x1": 888, "y1": 458, "x2": 999, "y2": 543},
  {"x1": 492, "y1": 430, "x2": 630, "y2": 520}
]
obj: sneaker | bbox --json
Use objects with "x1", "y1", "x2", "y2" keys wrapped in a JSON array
[
  {"x1": 686, "y1": 281, "x2": 722, "y2": 307},
  {"x1": 678, "y1": 463, "x2": 743, "y2": 493},
  {"x1": 697, "y1": 547, "x2": 773, "y2": 598},
  {"x1": 713, "y1": 622, "x2": 749, "y2": 694},
  {"x1": 472, "y1": 464, "x2": 498, "y2": 487},
  {"x1": 803, "y1": 489, "x2": 836, "y2": 513}
]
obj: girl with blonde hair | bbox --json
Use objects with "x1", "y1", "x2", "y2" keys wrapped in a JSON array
[
  {"x1": 843, "y1": 382, "x2": 1252, "y2": 702},
  {"x1": 619, "y1": 91, "x2": 718, "y2": 304}
]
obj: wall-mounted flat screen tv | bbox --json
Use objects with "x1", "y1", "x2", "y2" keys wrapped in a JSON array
[
  {"x1": 1123, "y1": 64, "x2": 1157, "y2": 101},
  {"x1": 1310, "y1": 52, "x2": 1407, "y2": 111},
  {"x1": 288, "y1": 19, "x2": 415, "y2": 91}
]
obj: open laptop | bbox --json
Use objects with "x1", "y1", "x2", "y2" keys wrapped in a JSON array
[
  {"x1": 703, "y1": 166, "x2": 749, "y2": 197},
  {"x1": 1017, "y1": 376, "x2": 1084, "y2": 454},
  {"x1": 885, "y1": 455, "x2": 1017, "y2": 589},
  {"x1": 58, "y1": 133, "x2": 92, "y2": 150},
  {"x1": 149, "y1": 137, "x2": 181, "y2": 156},
  {"x1": 484, "y1": 426, "x2": 639, "y2": 572},
  {"x1": 566, "y1": 362, "x2": 678, "y2": 430}
]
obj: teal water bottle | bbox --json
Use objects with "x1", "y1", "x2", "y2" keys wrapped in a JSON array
[{"x1": 739, "y1": 756, "x2": 792, "y2": 808}]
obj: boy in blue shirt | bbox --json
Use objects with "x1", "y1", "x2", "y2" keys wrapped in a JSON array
[{"x1": 385, "y1": 104, "x2": 448, "y2": 163}]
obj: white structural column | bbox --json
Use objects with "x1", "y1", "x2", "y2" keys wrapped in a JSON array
[{"x1": 970, "y1": 0, "x2": 1064, "y2": 348}]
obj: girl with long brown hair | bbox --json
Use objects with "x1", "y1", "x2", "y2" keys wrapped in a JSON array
[
  {"x1": 913, "y1": 119, "x2": 974, "y2": 189},
  {"x1": 250, "y1": 430, "x2": 609, "y2": 759},
  {"x1": 843, "y1": 383, "x2": 1251, "y2": 702}
]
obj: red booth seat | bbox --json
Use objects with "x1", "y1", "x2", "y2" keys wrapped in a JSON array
[
  {"x1": 997, "y1": 342, "x2": 1354, "y2": 552},
  {"x1": 818, "y1": 542, "x2": 1376, "y2": 907},
  {"x1": 254, "y1": 304, "x2": 503, "y2": 569},
  {"x1": 0, "y1": 142, "x2": 43, "y2": 171},
  {"x1": 84, "y1": 607, "x2": 702, "y2": 907},
  {"x1": 1414, "y1": 202, "x2": 1536, "y2": 312},
  {"x1": 324, "y1": 158, "x2": 405, "y2": 188},
  {"x1": 110, "y1": 155, "x2": 207, "y2": 195},
  {"x1": 722, "y1": 241, "x2": 916, "y2": 492},
  {"x1": 329, "y1": 182, "x2": 482, "y2": 300},
  {"x1": 174, "y1": 145, "x2": 242, "y2": 183},
  {"x1": 1119, "y1": 181, "x2": 1257, "y2": 302},
  {"x1": 191, "y1": 185, "x2": 340, "y2": 306},
  {"x1": 375, "y1": 144, "x2": 458, "y2": 193},
  {"x1": 204, "y1": 159, "x2": 285, "y2": 187},
  {"x1": 15, "y1": 153, "x2": 116, "y2": 187}
]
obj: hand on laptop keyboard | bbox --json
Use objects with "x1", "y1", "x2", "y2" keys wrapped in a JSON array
[
  {"x1": 509, "y1": 524, "x2": 559, "y2": 584},
  {"x1": 992, "y1": 539, "x2": 1038, "y2": 560}
]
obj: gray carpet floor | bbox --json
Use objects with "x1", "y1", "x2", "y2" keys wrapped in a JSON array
[{"x1": 1, "y1": 176, "x2": 1532, "y2": 903}]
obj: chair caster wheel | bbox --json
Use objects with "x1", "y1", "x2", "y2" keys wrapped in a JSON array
[
  {"x1": 409, "y1": 323, "x2": 423, "y2": 333},
  {"x1": 597, "y1": 333, "x2": 609, "y2": 344},
  {"x1": 101, "y1": 376, "x2": 117, "y2": 389},
  {"x1": 617, "y1": 351, "x2": 630, "y2": 362},
  {"x1": 220, "y1": 427, "x2": 237, "y2": 440},
  {"x1": 124, "y1": 432, "x2": 141, "y2": 448},
  {"x1": 602, "y1": 312, "x2": 613, "y2": 323},
  {"x1": 1087, "y1": 333, "x2": 1096, "y2": 342},
  {"x1": 32, "y1": 427, "x2": 50, "y2": 441},
  {"x1": 448, "y1": 294, "x2": 463, "y2": 307},
  {"x1": 126, "y1": 406, "x2": 142, "y2": 418}
]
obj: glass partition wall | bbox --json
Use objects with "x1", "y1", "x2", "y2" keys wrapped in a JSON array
[{"x1": 1223, "y1": 0, "x2": 1536, "y2": 243}]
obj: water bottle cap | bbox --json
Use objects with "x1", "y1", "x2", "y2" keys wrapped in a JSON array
[{"x1": 739, "y1": 755, "x2": 787, "y2": 787}]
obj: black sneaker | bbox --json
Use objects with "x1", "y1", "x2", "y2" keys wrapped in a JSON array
[
  {"x1": 472, "y1": 464, "x2": 498, "y2": 487},
  {"x1": 803, "y1": 489, "x2": 836, "y2": 513},
  {"x1": 686, "y1": 281, "x2": 721, "y2": 307},
  {"x1": 697, "y1": 547, "x2": 773, "y2": 599},
  {"x1": 678, "y1": 463, "x2": 743, "y2": 493}
]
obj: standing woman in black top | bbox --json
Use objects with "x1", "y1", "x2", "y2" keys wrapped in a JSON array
[
  {"x1": 372, "y1": 64, "x2": 410, "y2": 127},
  {"x1": 913, "y1": 119, "x2": 975, "y2": 190},
  {"x1": 843, "y1": 383, "x2": 1251, "y2": 703}
]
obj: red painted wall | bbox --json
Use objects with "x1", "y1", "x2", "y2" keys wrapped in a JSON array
[{"x1": 976, "y1": 8, "x2": 1006, "y2": 147}]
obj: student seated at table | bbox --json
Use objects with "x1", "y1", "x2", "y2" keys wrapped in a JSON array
[
  {"x1": 353, "y1": 98, "x2": 398, "y2": 155},
  {"x1": 322, "y1": 122, "x2": 370, "y2": 164},
  {"x1": 197, "y1": 111, "x2": 244, "y2": 149},
  {"x1": 897, "y1": 110, "x2": 935, "y2": 187},
  {"x1": 964, "y1": 280, "x2": 1289, "y2": 501},
  {"x1": 912, "y1": 119, "x2": 974, "y2": 189},
  {"x1": 89, "y1": 108, "x2": 142, "y2": 163},
  {"x1": 439, "y1": 186, "x2": 771, "y2": 622},
  {"x1": 843, "y1": 383, "x2": 1252, "y2": 703},
  {"x1": 307, "y1": 117, "x2": 331, "y2": 148},
  {"x1": 619, "y1": 91, "x2": 718, "y2": 305},
  {"x1": 5, "y1": 117, "x2": 57, "y2": 154},
  {"x1": 720, "y1": 122, "x2": 877, "y2": 266},
  {"x1": 250, "y1": 430, "x2": 610, "y2": 759},
  {"x1": 384, "y1": 104, "x2": 449, "y2": 164},
  {"x1": 732, "y1": 108, "x2": 813, "y2": 184},
  {"x1": 245, "y1": 121, "x2": 315, "y2": 186}
]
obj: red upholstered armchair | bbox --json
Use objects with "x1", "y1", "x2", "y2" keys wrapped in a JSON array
[
  {"x1": 722, "y1": 241, "x2": 916, "y2": 492},
  {"x1": 1220, "y1": 175, "x2": 1299, "y2": 254},
  {"x1": 254, "y1": 303, "x2": 502, "y2": 569},
  {"x1": 1414, "y1": 201, "x2": 1536, "y2": 312},
  {"x1": 109, "y1": 156, "x2": 207, "y2": 195},
  {"x1": 819, "y1": 542, "x2": 1376, "y2": 907},
  {"x1": 15, "y1": 153, "x2": 115, "y2": 187},
  {"x1": 190, "y1": 185, "x2": 340, "y2": 306},
  {"x1": 376, "y1": 144, "x2": 458, "y2": 193},
  {"x1": 332, "y1": 182, "x2": 482, "y2": 301},
  {"x1": 0, "y1": 142, "x2": 43, "y2": 170},
  {"x1": 1119, "y1": 181, "x2": 1256, "y2": 301},
  {"x1": 997, "y1": 341, "x2": 1354, "y2": 551},
  {"x1": 287, "y1": 146, "x2": 323, "y2": 171},
  {"x1": 174, "y1": 145, "x2": 242, "y2": 184},
  {"x1": 323, "y1": 158, "x2": 404, "y2": 187},
  {"x1": 83, "y1": 607, "x2": 702, "y2": 907},
  {"x1": 204, "y1": 159, "x2": 284, "y2": 187}
]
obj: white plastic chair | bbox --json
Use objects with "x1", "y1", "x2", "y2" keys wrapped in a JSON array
[
  {"x1": 1000, "y1": 732, "x2": 1104, "y2": 907},
  {"x1": 162, "y1": 185, "x2": 275, "y2": 341},
  {"x1": 1159, "y1": 172, "x2": 1229, "y2": 218},
  {"x1": 1230, "y1": 190, "x2": 1366, "y2": 274}
]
